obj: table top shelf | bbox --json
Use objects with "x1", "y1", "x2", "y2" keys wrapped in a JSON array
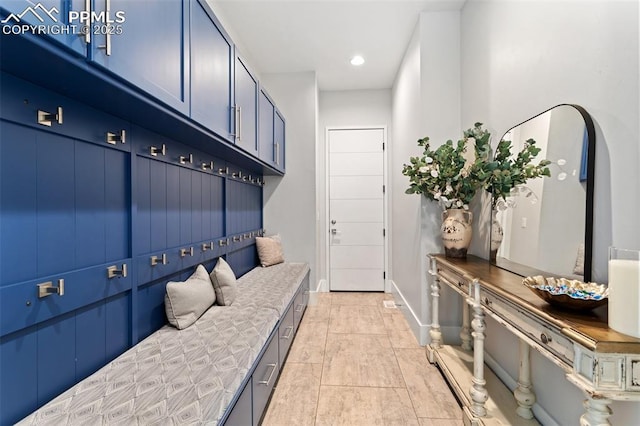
[{"x1": 432, "y1": 254, "x2": 640, "y2": 354}]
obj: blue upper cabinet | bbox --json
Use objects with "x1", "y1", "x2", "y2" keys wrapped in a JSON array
[
  {"x1": 89, "y1": 0, "x2": 190, "y2": 115},
  {"x1": 234, "y1": 54, "x2": 258, "y2": 156},
  {"x1": 0, "y1": 0, "x2": 87, "y2": 55},
  {"x1": 258, "y1": 88, "x2": 275, "y2": 166},
  {"x1": 274, "y1": 109, "x2": 285, "y2": 172},
  {"x1": 258, "y1": 87, "x2": 285, "y2": 172},
  {"x1": 190, "y1": 0, "x2": 234, "y2": 143}
]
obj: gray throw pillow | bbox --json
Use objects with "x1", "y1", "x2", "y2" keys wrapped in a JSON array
[
  {"x1": 165, "y1": 264, "x2": 216, "y2": 330},
  {"x1": 210, "y1": 257, "x2": 237, "y2": 305},
  {"x1": 256, "y1": 234, "x2": 285, "y2": 267}
]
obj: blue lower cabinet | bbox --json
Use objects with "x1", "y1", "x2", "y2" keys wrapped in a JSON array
[
  {"x1": 278, "y1": 303, "x2": 295, "y2": 367},
  {"x1": 223, "y1": 378, "x2": 253, "y2": 426},
  {"x1": 0, "y1": 119, "x2": 130, "y2": 289},
  {"x1": 293, "y1": 287, "x2": 306, "y2": 331},
  {"x1": 105, "y1": 292, "x2": 131, "y2": 363},
  {"x1": 251, "y1": 331, "x2": 279, "y2": 426},
  {"x1": 0, "y1": 328, "x2": 38, "y2": 425},
  {"x1": 0, "y1": 292, "x2": 132, "y2": 425},
  {"x1": 76, "y1": 303, "x2": 107, "y2": 380},
  {"x1": 137, "y1": 278, "x2": 172, "y2": 341}
]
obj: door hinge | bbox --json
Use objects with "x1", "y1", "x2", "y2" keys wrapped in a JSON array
[
  {"x1": 383, "y1": 228, "x2": 386, "y2": 237},
  {"x1": 383, "y1": 271, "x2": 386, "y2": 279},
  {"x1": 382, "y1": 142, "x2": 385, "y2": 151},
  {"x1": 382, "y1": 185, "x2": 385, "y2": 193}
]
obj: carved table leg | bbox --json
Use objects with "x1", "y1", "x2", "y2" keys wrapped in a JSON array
[
  {"x1": 460, "y1": 303, "x2": 472, "y2": 351},
  {"x1": 470, "y1": 280, "x2": 488, "y2": 417},
  {"x1": 514, "y1": 339, "x2": 536, "y2": 419},
  {"x1": 427, "y1": 256, "x2": 442, "y2": 363},
  {"x1": 580, "y1": 395, "x2": 612, "y2": 426}
]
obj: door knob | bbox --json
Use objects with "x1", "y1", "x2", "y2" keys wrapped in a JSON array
[{"x1": 331, "y1": 220, "x2": 336, "y2": 224}]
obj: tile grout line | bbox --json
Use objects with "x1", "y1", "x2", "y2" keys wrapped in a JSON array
[{"x1": 313, "y1": 294, "x2": 333, "y2": 424}]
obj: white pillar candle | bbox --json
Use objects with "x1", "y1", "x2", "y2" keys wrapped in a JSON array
[{"x1": 608, "y1": 255, "x2": 640, "y2": 338}]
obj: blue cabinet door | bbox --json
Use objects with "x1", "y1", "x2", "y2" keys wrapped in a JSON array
[
  {"x1": 234, "y1": 55, "x2": 258, "y2": 156},
  {"x1": 274, "y1": 110, "x2": 285, "y2": 172},
  {"x1": 90, "y1": 0, "x2": 190, "y2": 115},
  {"x1": 190, "y1": 0, "x2": 233, "y2": 142},
  {"x1": 0, "y1": 0, "x2": 87, "y2": 55},
  {"x1": 259, "y1": 89, "x2": 275, "y2": 166}
]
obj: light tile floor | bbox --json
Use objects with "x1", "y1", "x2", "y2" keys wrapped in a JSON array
[{"x1": 262, "y1": 292, "x2": 464, "y2": 426}]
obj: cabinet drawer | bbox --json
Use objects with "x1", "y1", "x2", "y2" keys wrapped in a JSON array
[
  {"x1": 438, "y1": 267, "x2": 469, "y2": 296},
  {"x1": 480, "y1": 288, "x2": 574, "y2": 366},
  {"x1": 279, "y1": 302, "x2": 295, "y2": 366},
  {"x1": 224, "y1": 378, "x2": 253, "y2": 426},
  {"x1": 252, "y1": 331, "x2": 280, "y2": 426},
  {"x1": 293, "y1": 287, "x2": 306, "y2": 332}
]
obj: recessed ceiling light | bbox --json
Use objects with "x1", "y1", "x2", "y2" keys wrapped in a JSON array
[{"x1": 350, "y1": 55, "x2": 365, "y2": 66}]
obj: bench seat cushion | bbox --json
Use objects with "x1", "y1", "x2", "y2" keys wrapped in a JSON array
[
  {"x1": 235, "y1": 262, "x2": 310, "y2": 316},
  {"x1": 17, "y1": 304, "x2": 280, "y2": 425}
]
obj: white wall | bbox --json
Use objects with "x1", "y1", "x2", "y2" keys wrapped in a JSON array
[
  {"x1": 260, "y1": 72, "x2": 319, "y2": 288},
  {"x1": 461, "y1": 0, "x2": 640, "y2": 424},
  {"x1": 317, "y1": 90, "x2": 392, "y2": 289},
  {"x1": 391, "y1": 10, "x2": 462, "y2": 343}
]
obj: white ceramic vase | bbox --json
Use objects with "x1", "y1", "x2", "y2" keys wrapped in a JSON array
[
  {"x1": 441, "y1": 209, "x2": 473, "y2": 258},
  {"x1": 490, "y1": 209, "x2": 503, "y2": 261}
]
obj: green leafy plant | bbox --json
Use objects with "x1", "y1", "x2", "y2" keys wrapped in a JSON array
[
  {"x1": 402, "y1": 123, "x2": 491, "y2": 210},
  {"x1": 402, "y1": 123, "x2": 551, "y2": 211},
  {"x1": 479, "y1": 138, "x2": 551, "y2": 209}
]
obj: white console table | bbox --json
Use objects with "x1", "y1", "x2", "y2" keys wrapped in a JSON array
[{"x1": 426, "y1": 254, "x2": 640, "y2": 425}]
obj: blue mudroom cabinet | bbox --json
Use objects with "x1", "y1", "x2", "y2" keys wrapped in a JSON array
[
  {"x1": 0, "y1": 0, "x2": 282, "y2": 424},
  {"x1": 89, "y1": 0, "x2": 191, "y2": 115}
]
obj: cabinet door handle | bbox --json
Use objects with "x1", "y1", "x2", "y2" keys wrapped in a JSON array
[
  {"x1": 258, "y1": 363, "x2": 277, "y2": 386},
  {"x1": 237, "y1": 106, "x2": 242, "y2": 142},
  {"x1": 180, "y1": 247, "x2": 194, "y2": 257},
  {"x1": 98, "y1": 0, "x2": 112, "y2": 56},
  {"x1": 229, "y1": 106, "x2": 237, "y2": 139},
  {"x1": 540, "y1": 333, "x2": 552, "y2": 344},
  {"x1": 275, "y1": 142, "x2": 280, "y2": 165},
  {"x1": 281, "y1": 326, "x2": 293, "y2": 340}
]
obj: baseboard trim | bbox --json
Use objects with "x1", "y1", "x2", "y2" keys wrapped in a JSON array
[
  {"x1": 389, "y1": 280, "x2": 430, "y2": 345},
  {"x1": 308, "y1": 279, "x2": 327, "y2": 305},
  {"x1": 484, "y1": 352, "x2": 558, "y2": 426}
]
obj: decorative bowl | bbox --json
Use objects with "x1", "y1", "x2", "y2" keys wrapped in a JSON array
[{"x1": 522, "y1": 275, "x2": 609, "y2": 311}]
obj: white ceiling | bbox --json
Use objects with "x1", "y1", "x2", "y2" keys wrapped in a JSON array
[{"x1": 210, "y1": 0, "x2": 466, "y2": 91}]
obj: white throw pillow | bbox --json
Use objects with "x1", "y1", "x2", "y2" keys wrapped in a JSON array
[
  {"x1": 256, "y1": 234, "x2": 285, "y2": 267},
  {"x1": 210, "y1": 257, "x2": 237, "y2": 305},
  {"x1": 165, "y1": 264, "x2": 216, "y2": 330}
]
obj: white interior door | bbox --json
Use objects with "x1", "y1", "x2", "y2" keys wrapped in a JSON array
[{"x1": 329, "y1": 128, "x2": 385, "y2": 291}]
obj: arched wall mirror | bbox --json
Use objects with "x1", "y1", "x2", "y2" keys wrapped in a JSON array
[{"x1": 491, "y1": 104, "x2": 596, "y2": 282}]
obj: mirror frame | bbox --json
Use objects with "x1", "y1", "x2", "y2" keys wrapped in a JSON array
[{"x1": 491, "y1": 104, "x2": 596, "y2": 282}]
